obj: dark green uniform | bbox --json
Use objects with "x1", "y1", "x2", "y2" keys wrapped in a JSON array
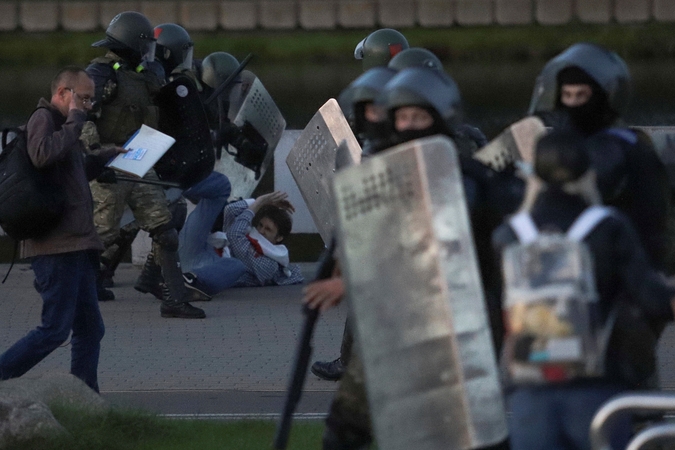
[{"x1": 87, "y1": 54, "x2": 172, "y2": 247}]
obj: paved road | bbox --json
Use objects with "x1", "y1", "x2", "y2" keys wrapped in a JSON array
[
  {"x1": 0, "y1": 262, "x2": 344, "y2": 418},
  {"x1": 3, "y1": 262, "x2": 675, "y2": 419}
]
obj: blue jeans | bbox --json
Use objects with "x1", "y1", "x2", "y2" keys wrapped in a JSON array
[
  {"x1": 179, "y1": 172, "x2": 246, "y2": 296},
  {"x1": 507, "y1": 383, "x2": 632, "y2": 450},
  {"x1": 0, "y1": 250, "x2": 105, "y2": 392}
]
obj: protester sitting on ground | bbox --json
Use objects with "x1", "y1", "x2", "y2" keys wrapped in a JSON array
[
  {"x1": 223, "y1": 191, "x2": 304, "y2": 287},
  {"x1": 177, "y1": 171, "x2": 247, "y2": 300}
]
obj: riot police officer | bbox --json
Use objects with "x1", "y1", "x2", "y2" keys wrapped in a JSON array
[
  {"x1": 339, "y1": 28, "x2": 410, "y2": 126},
  {"x1": 154, "y1": 23, "x2": 195, "y2": 77},
  {"x1": 199, "y1": 51, "x2": 241, "y2": 129},
  {"x1": 87, "y1": 11, "x2": 206, "y2": 319},
  {"x1": 310, "y1": 66, "x2": 398, "y2": 382},
  {"x1": 199, "y1": 51, "x2": 267, "y2": 169},
  {"x1": 312, "y1": 56, "x2": 492, "y2": 381},
  {"x1": 341, "y1": 66, "x2": 397, "y2": 155},
  {"x1": 353, "y1": 28, "x2": 409, "y2": 71},
  {"x1": 387, "y1": 46, "x2": 443, "y2": 72},
  {"x1": 528, "y1": 42, "x2": 672, "y2": 272},
  {"x1": 132, "y1": 23, "x2": 202, "y2": 299},
  {"x1": 308, "y1": 66, "x2": 521, "y2": 450}
]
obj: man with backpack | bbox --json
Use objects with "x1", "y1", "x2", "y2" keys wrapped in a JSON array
[
  {"x1": 0, "y1": 67, "x2": 122, "y2": 393},
  {"x1": 492, "y1": 131, "x2": 675, "y2": 450}
]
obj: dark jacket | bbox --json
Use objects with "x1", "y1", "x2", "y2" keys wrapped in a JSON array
[
  {"x1": 21, "y1": 99, "x2": 111, "y2": 258},
  {"x1": 462, "y1": 156, "x2": 526, "y2": 354},
  {"x1": 492, "y1": 188, "x2": 675, "y2": 387},
  {"x1": 585, "y1": 128, "x2": 671, "y2": 271},
  {"x1": 539, "y1": 110, "x2": 672, "y2": 272}
]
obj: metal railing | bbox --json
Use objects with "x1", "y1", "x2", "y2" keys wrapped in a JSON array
[{"x1": 591, "y1": 392, "x2": 675, "y2": 450}]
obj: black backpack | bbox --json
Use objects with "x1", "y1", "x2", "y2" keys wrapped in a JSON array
[{"x1": 0, "y1": 109, "x2": 66, "y2": 241}]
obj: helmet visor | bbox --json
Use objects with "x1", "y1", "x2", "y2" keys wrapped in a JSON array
[
  {"x1": 354, "y1": 38, "x2": 366, "y2": 60},
  {"x1": 138, "y1": 35, "x2": 156, "y2": 63},
  {"x1": 176, "y1": 44, "x2": 194, "y2": 72}
]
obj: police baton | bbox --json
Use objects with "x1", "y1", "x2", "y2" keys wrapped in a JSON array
[
  {"x1": 204, "y1": 53, "x2": 254, "y2": 105},
  {"x1": 273, "y1": 239, "x2": 338, "y2": 450},
  {"x1": 114, "y1": 175, "x2": 182, "y2": 189}
]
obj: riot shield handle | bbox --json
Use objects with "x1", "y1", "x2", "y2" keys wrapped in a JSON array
[
  {"x1": 205, "y1": 53, "x2": 254, "y2": 105},
  {"x1": 273, "y1": 238, "x2": 338, "y2": 449}
]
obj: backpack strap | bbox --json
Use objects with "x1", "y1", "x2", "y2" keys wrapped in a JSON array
[
  {"x1": 508, "y1": 211, "x2": 539, "y2": 244},
  {"x1": 566, "y1": 206, "x2": 613, "y2": 241},
  {"x1": 509, "y1": 206, "x2": 612, "y2": 244}
]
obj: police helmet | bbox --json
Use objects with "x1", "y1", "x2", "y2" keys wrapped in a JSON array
[
  {"x1": 382, "y1": 66, "x2": 463, "y2": 128},
  {"x1": 154, "y1": 23, "x2": 194, "y2": 73},
  {"x1": 388, "y1": 48, "x2": 443, "y2": 72},
  {"x1": 339, "y1": 66, "x2": 397, "y2": 135},
  {"x1": 201, "y1": 52, "x2": 240, "y2": 89},
  {"x1": 343, "y1": 66, "x2": 397, "y2": 107},
  {"x1": 528, "y1": 42, "x2": 631, "y2": 117},
  {"x1": 93, "y1": 11, "x2": 156, "y2": 61},
  {"x1": 354, "y1": 28, "x2": 410, "y2": 71}
]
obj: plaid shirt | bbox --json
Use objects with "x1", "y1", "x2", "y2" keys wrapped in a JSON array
[{"x1": 225, "y1": 200, "x2": 304, "y2": 287}]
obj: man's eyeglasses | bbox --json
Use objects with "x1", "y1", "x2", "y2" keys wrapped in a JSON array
[{"x1": 66, "y1": 88, "x2": 95, "y2": 106}]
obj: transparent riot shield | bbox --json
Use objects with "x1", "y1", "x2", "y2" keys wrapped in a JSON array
[
  {"x1": 502, "y1": 235, "x2": 602, "y2": 384},
  {"x1": 474, "y1": 116, "x2": 549, "y2": 211},
  {"x1": 333, "y1": 135, "x2": 507, "y2": 450},
  {"x1": 474, "y1": 116, "x2": 547, "y2": 171},
  {"x1": 286, "y1": 98, "x2": 362, "y2": 243},
  {"x1": 213, "y1": 71, "x2": 286, "y2": 200}
]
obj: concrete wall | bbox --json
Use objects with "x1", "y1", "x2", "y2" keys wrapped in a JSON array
[{"x1": 3, "y1": 0, "x2": 675, "y2": 32}]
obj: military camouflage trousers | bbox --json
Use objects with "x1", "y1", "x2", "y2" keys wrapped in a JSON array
[
  {"x1": 325, "y1": 348, "x2": 373, "y2": 446},
  {"x1": 90, "y1": 169, "x2": 173, "y2": 247}
]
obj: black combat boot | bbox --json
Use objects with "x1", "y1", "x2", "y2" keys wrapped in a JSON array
[
  {"x1": 311, "y1": 358, "x2": 346, "y2": 381},
  {"x1": 134, "y1": 251, "x2": 163, "y2": 300},
  {"x1": 159, "y1": 283, "x2": 206, "y2": 319}
]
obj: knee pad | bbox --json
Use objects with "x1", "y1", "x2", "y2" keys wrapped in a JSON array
[{"x1": 151, "y1": 228, "x2": 179, "y2": 252}]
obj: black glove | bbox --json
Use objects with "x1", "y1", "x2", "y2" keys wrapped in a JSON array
[
  {"x1": 96, "y1": 168, "x2": 118, "y2": 184},
  {"x1": 232, "y1": 136, "x2": 268, "y2": 179},
  {"x1": 218, "y1": 122, "x2": 242, "y2": 144}
]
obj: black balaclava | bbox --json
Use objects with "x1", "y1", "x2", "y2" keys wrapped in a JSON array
[
  {"x1": 556, "y1": 67, "x2": 616, "y2": 136},
  {"x1": 392, "y1": 107, "x2": 448, "y2": 145},
  {"x1": 354, "y1": 102, "x2": 390, "y2": 142}
]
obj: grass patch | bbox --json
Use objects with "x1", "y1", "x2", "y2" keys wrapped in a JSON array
[
  {"x1": 4, "y1": 404, "x2": 325, "y2": 450},
  {"x1": 2, "y1": 22, "x2": 675, "y2": 67}
]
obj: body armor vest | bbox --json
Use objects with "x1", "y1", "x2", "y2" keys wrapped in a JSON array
[{"x1": 92, "y1": 56, "x2": 161, "y2": 146}]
